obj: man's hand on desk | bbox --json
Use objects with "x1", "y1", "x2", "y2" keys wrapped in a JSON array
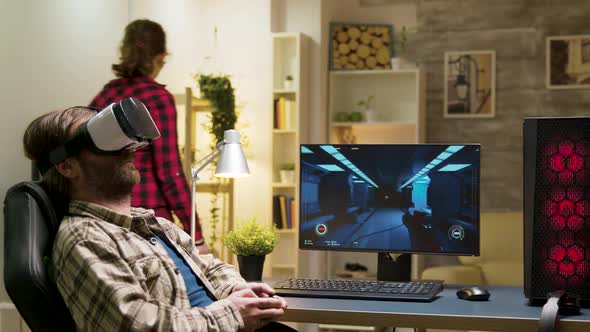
[
  {"x1": 228, "y1": 288, "x2": 288, "y2": 332},
  {"x1": 233, "y1": 282, "x2": 286, "y2": 300}
]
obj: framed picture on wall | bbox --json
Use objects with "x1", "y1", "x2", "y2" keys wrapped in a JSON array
[
  {"x1": 329, "y1": 22, "x2": 394, "y2": 71},
  {"x1": 546, "y1": 35, "x2": 590, "y2": 89},
  {"x1": 444, "y1": 50, "x2": 496, "y2": 118}
]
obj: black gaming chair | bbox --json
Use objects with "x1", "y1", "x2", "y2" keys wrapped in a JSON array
[{"x1": 3, "y1": 181, "x2": 75, "y2": 331}]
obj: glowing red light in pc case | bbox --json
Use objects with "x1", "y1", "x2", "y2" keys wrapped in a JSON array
[{"x1": 524, "y1": 117, "x2": 590, "y2": 302}]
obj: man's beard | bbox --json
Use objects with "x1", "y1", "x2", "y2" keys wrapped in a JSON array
[{"x1": 79, "y1": 152, "x2": 140, "y2": 202}]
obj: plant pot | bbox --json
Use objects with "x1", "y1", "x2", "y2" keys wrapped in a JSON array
[
  {"x1": 391, "y1": 57, "x2": 402, "y2": 70},
  {"x1": 279, "y1": 170, "x2": 295, "y2": 184},
  {"x1": 364, "y1": 109, "x2": 377, "y2": 122},
  {"x1": 391, "y1": 57, "x2": 415, "y2": 70},
  {"x1": 237, "y1": 255, "x2": 266, "y2": 281},
  {"x1": 283, "y1": 80, "x2": 293, "y2": 89}
]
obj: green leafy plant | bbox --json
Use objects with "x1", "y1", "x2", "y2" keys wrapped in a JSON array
[
  {"x1": 399, "y1": 26, "x2": 409, "y2": 54},
  {"x1": 280, "y1": 163, "x2": 295, "y2": 171},
  {"x1": 224, "y1": 218, "x2": 279, "y2": 256},
  {"x1": 357, "y1": 96, "x2": 375, "y2": 110},
  {"x1": 395, "y1": 26, "x2": 416, "y2": 57},
  {"x1": 196, "y1": 74, "x2": 237, "y2": 145},
  {"x1": 193, "y1": 73, "x2": 238, "y2": 255},
  {"x1": 285, "y1": 75, "x2": 294, "y2": 81},
  {"x1": 335, "y1": 111, "x2": 350, "y2": 122},
  {"x1": 349, "y1": 111, "x2": 363, "y2": 122}
]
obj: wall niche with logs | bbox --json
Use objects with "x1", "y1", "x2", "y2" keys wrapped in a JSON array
[{"x1": 329, "y1": 22, "x2": 394, "y2": 71}]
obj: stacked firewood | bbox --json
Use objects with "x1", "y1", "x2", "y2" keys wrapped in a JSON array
[{"x1": 331, "y1": 24, "x2": 392, "y2": 70}]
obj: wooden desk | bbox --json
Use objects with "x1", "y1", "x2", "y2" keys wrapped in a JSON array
[{"x1": 280, "y1": 285, "x2": 590, "y2": 331}]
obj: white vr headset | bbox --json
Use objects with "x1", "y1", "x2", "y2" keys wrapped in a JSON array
[{"x1": 38, "y1": 97, "x2": 161, "y2": 175}]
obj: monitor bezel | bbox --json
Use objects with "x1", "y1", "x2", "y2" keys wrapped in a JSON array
[{"x1": 298, "y1": 143, "x2": 481, "y2": 257}]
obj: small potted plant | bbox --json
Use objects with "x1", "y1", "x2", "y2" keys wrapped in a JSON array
[
  {"x1": 335, "y1": 111, "x2": 350, "y2": 122},
  {"x1": 391, "y1": 26, "x2": 416, "y2": 70},
  {"x1": 357, "y1": 96, "x2": 376, "y2": 122},
  {"x1": 284, "y1": 75, "x2": 294, "y2": 89},
  {"x1": 279, "y1": 163, "x2": 295, "y2": 184},
  {"x1": 224, "y1": 218, "x2": 279, "y2": 281}
]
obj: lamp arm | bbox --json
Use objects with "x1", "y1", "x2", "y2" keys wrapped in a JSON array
[
  {"x1": 190, "y1": 177, "x2": 198, "y2": 245},
  {"x1": 190, "y1": 141, "x2": 225, "y2": 180},
  {"x1": 189, "y1": 140, "x2": 226, "y2": 246}
]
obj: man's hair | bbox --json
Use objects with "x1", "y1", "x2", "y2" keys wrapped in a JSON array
[
  {"x1": 23, "y1": 107, "x2": 96, "y2": 201},
  {"x1": 112, "y1": 19, "x2": 167, "y2": 78}
]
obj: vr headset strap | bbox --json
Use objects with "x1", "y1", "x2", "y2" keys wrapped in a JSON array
[
  {"x1": 37, "y1": 128, "x2": 89, "y2": 175},
  {"x1": 539, "y1": 295, "x2": 560, "y2": 332},
  {"x1": 538, "y1": 290, "x2": 581, "y2": 332},
  {"x1": 35, "y1": 159, "x2": 53, "y2": 176}
]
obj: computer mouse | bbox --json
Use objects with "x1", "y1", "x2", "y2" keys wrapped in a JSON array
[{"x1": 456, "y1": 287, "x2": 490, "y2": 301}]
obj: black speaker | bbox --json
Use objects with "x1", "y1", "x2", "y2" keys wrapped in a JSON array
[{"x1": 524, "y1": 117, "x2": 590, "y2": 303}]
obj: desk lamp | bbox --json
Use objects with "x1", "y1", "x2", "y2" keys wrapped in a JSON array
[{"x1": 190, "y1": 129, "x2": 250, "y2": 245}]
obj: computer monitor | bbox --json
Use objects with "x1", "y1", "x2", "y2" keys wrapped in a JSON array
[{"x1": 299, "y1": 144, "x2": 480, "y2": 256}]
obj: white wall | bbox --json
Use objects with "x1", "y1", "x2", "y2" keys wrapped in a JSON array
[
  {"x1": 325, "y1": 0, "x2": 416, "y2": 28},
  {"x1": 0, "y1": 0, "x2": 128, "y2": 308}
]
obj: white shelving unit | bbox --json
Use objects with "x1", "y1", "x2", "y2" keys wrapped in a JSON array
[
  {"x1": 267, "y1": 32, "x2": 308, "y2": 280},
  {"x1": 329, "y1": 68, "x2": 426, "y2": 145},
  {"x1": 326, "y1": 67, "x2": 426, "y2": 281}
]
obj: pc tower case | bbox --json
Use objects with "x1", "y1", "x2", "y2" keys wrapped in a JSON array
[{"x1": 524, "y1": 117, "x2": 590, "y2": 303}]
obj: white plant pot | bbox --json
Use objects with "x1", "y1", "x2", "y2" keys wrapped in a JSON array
[
  {"x1": 391, "y1": 57, "x2": 415, "y2": 70},
  {"x1": 279, "y1": 170, "x2": 295, "y2": 184},
  {"x1": 391, "y1": 57, "x2": 402, "y2": 70},
  {"x1": 364, "y1": 109, "x2": 377, "y2": 122},
  {"x1": 283, "y1": 80, "x2": 294, "y2": 89}
]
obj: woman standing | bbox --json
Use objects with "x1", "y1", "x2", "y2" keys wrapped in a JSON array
[{"x1": 90, "y1": 19, "x2": 208, "y2": 253}]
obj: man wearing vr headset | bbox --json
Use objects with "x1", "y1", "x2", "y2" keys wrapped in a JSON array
[{"x1": 23, "y1": 99, "x2": 292, "y2": 331}]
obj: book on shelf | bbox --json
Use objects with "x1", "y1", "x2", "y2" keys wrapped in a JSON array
[
  {"x1": 285, "y1": 99, "x2": 294, "y2": 130},
  {"x1": 272, "y1": 195, "x2": 283, "y2": 229},
  {"x1": 273, "y1": 97, "x2": 296, "y2": 130},
  {"x1": 279, "y1": 196, "x2": 288, "y2": 229},
  {"x1": 285, "y1": 197, "x2": 292, "y2": 229},
  {"x1": 290, "y1": 199, "x2": 297, "y2": 229},
  {"x1": 273, "y1": 194, "x2": 296, "y2": 229},
  {"x1": 273, "y1": 98, "x2": 280, "y2": 129}
]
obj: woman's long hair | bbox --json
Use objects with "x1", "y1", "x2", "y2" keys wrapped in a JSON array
[{"x1": 112, "y1": 19, "x2": 167, "y2": 78}]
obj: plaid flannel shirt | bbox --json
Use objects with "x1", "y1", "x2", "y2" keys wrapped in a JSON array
[
  {"x1": 90, "y1": 77, "x2": 204, "y2": 244},
  {"x1": 52, "y1": 201, "x2": 247, "y2": 331}
]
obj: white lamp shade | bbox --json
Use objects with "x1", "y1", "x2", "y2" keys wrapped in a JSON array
[{"x1": 215, "y1": 130, "x2": 250, "y2": 178}]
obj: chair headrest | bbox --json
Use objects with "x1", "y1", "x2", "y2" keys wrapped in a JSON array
[{"x1": 5, "y1": 181, "x2": 63, "y2": 232}]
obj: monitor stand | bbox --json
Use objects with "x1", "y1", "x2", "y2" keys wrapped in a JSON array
[{"x1": 377, "y1": 252, "x2": 411, "y2": 282}]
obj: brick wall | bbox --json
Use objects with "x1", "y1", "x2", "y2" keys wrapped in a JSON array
[{"x1": 415, "y1": 0, "x2": 590, "y2": 211}]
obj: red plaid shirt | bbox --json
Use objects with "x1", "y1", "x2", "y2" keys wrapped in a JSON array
[{"x1": 90, "y1": 76, "x2": 204, "y2": 244}]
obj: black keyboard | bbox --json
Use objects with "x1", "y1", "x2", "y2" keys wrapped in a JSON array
[{"x1": 274, "y1": 278, "x2": 443, "y2": 302}]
